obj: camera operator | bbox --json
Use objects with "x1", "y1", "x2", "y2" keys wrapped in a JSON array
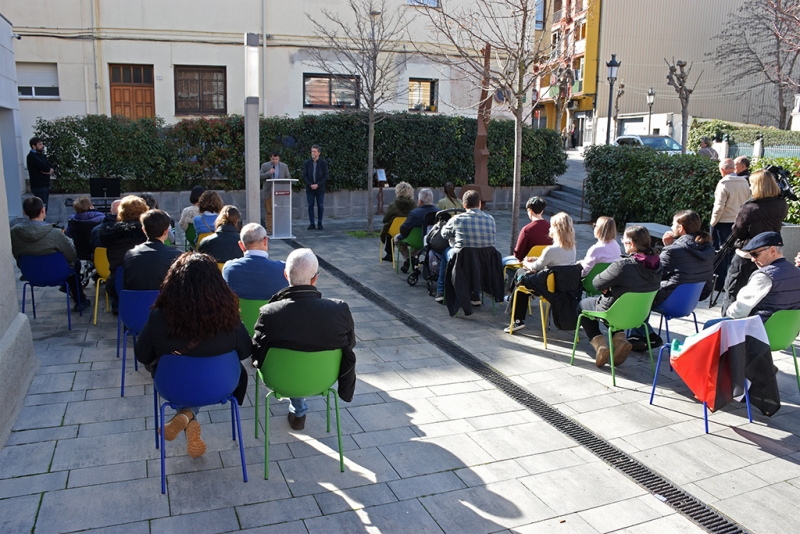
[{"x1": 721, "y1": 169, "x2": 788, "y2": 316}]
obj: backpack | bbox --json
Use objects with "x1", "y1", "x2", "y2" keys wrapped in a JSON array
[{"x1": 426, "y1": 220, "x2": 449, "y2": 254}]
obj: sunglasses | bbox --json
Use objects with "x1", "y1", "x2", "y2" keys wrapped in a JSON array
[{"x1": 750, "y1": 247, "x2": 770, "y2": 259}]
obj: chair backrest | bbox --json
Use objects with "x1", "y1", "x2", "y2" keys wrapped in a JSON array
[
  {"x1": 764, "y1": 309, "x2": 800, "y2": 351},
  {"x1": 546, "y1": 272, "x2": 556, "y2": 292},
  {"x1": 401, "y1": 227, "x2": 424, "y2": 249},
  {"x1": 185, "y1": 224, "x2": 196, "y2": 249},
  {"x1": 94, "y1": 247, "x2": 111, "y2": 279},
  {"x1": 217, "y1": 262, "x2": 225, "y2": 272},
  {"x1": 387, "y1": 217, "x2": 406, "y2": 238},
  {"x1": 527, "y1": 245, "x2": 548, "y2": 258},
  {"x1": 654, "y1": 282, "x2": 706, "y2": 319},
  {"x1": 603, "y1": 291, "x2": 658, "y2": 330},
  {"x1": 119, "y1": 289, "x2": 160, "y2": 335},
  {"x1": 71, "y1": 220, "x2": 101, "y2": 260},
  {"x1": 154, "y1": 351, "x2": 240, "y2": 407},
  {"x1": 260, "y1": 348, "x2": 342, "y2": 398},
  {"x1": 18, "y1": 252, "x2": 75, "y2": 287},
  {"x1": 240, "y1": 298, "x2": 269, "y2": 337},
  {"x1": 582, "y1": 262, "x2": 611, "y2": 297},
  {"x1": 197, "y1": 232, "x2": 214, "y2": 245}
]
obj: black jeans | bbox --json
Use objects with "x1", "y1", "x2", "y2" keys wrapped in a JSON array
[{"x1": 31, "y1": 186, "x2": 50, "y2": 209}]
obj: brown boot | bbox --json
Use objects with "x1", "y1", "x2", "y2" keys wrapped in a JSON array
[
  {"x1": 161, "y1": 409, "x2": 193, "y2": 442},
  {"x1": 185, "y1": 419, "x2": 206, "y2": 458},
  {"x1": 590, "y1": 335, "x2": 610, "y2": 367},
  {"x1": 612, "y1": 332, "x2": 632, "y2": 366}
]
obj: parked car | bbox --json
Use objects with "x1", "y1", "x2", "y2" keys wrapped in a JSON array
[{"x1": 615, "y1": 135, "x2": 684, "y2": 155}]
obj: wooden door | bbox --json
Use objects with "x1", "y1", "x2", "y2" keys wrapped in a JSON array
[{"x1": 109, "y1": 64, "x2": 155, "y2": 119}]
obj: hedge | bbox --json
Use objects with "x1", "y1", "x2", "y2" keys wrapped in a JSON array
[
  {"x1": 34, "y1": 113, "x2": 567, "y2": 194},
  {"x1": 688, "y1": 119, "x2": 800, "y2": 151}
]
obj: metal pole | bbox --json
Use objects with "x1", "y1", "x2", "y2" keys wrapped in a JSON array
[
  {"x1": 605, "y1": 80, "x2": 615, "y2": 144},
  {"x1": 648, "y1": 103, "x2": 653, "y2": 133},
  {"x1": 245, "y1": 97, "x2": 260, "y2": 225}
]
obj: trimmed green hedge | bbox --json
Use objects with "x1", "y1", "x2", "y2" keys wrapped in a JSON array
[
  {"x1": 34, "y1": 113, "x2": 567, "y2": 194},
  {"x1": 689, "y1": 119, "x2": 800, "y2": 151}
]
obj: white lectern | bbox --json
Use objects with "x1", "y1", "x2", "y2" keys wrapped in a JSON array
[{"x1": 268, "y1": 178, "x2": 298, "y2": 239}]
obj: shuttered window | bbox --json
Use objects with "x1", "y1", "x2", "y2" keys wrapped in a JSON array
[{"x1": 16, "y1": 62, "x2": 60, "y2": 98}]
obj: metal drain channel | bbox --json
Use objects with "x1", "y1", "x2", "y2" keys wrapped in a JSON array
[{"x1": 291, "y1": 241, "x2": 748, "y2": 534}]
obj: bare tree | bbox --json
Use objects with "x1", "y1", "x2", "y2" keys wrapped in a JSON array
[
  {"x1": 307, "y1": 0, "x2": 410, "y2": 232},
  {"x1": 709, "y1": 0, "x2": 800, "y2": 129},
  {"x1": 612, "y1": 81, "x2": 625, "y2": 137},
  {"x1": 666, "y1": 59, "x2": 699, "y2": 154},
  {"x1": 417, "y1": 0, "x2": 565, "y2": 253},
  {"x1": 553, "y1": 61, "x2": 576, "y2": 145}
]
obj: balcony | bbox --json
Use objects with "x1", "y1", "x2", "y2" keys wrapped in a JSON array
[
  {"x1": 571, "y1": 80, "x2": 583, "y2": 94},
  {"x1": 553, "y1": 9, "x2": 564, "y2": 23},
  {"x1": 575, "y1": 38, "x2": 585, "y2": 55}
]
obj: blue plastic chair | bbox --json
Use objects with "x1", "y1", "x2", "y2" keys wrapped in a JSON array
[
  {"x1": 118, "y1": 288, "x2": 159, "y2": 397},
  {"x1": 153, "y1": 351, "x2": 247, "y2": 494},
  {"x1": 652, "y1": 282, "x2": 705, "y2": 344},
  {"x1": 19, "y1": 252, "x2": 83, "y2": 330}
]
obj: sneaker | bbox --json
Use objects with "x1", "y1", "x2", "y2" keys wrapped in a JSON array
[
  {"x1": 629, "y1": 333, "x2": 663, "y2": 352},
  {"x1": 58, "y1": 285, "x2": 67, "y2": 293},
  {"x1": 73, "y1": 299, "x2": 91, "y2": 312},
  {"x1": 434, "y1": 293, "x2": 444, "y2": 303},
  {"x1": 307, "y1": 224, "x2": 316, "y2": 230},
  {"x1": 317, "y1": 223, "x2": 323, "y2": 230},
  {"x1": 471, "y1": 299, "x2": 482, "y2": 306},
  {"x1": 382, "y1": 254, "x2": 391, "y2": 261},
  {"x1": 400, "y1": 260, "x2": 410, "y2": 274},
  {"x1": 504, "y1": 320, "x2": 525, "y2": 333},
  {"x1": 288, "y1": 412, "x2": 306, "y2": 431}
]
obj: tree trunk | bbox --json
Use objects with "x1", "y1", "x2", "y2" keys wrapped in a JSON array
[
  {"x1": 367, "y1": 108, "x2": 375, "y2": 232},
  {"x1": 511, "y1": 106, "x2": 523, "y2": 255},
  {"x1": 681, "y1": 102, "x2": 689, "y2": 154}
]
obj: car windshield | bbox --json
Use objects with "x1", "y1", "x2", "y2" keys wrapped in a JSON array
[{"x1": 640, "y1": 137, "x2": 682, "y2": 151}]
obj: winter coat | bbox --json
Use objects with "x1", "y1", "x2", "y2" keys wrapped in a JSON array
[
  {"x1": 732, "y1": 196, "x2": 788, "y2": 248},
  {"x1": 592, "y1": 253, "x2": 662, "y2": 312},
  {"x1": 381, "y1": 197, "x2": 416, "y2": 241},
  {"x1": 99, "y1": 221, "x2": 147, "y2": 275},
  {"x1": 197, "y1": 224, "x2": 244, "y2": 263},
  {"x1": 656, "y1": 234, "x2": 715, "y2": 306},
  {"x1": 10, "y1": 220, "x2": 77, "y2": 267}
]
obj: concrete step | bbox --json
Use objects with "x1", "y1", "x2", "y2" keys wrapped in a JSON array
[
  {"x1": 548, "y1": 189, "x2": 582, "y2": 203},
  {"x1": 543, "y1": 196, "x2": 590, "y2": 222},
  {"x1": 558, "y1": 183, "x2": 584, "y2": 197}
]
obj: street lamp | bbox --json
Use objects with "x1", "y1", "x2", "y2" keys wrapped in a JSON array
[
  {"x1": 646, "y1": 87, "x2": 655, "y2": 134},
  {"x1": 244, "y1": 32, "x2": 261, "y2": 225},
  {"x1": 605, "y1": 54, "x2": 620, "y2": 144}
]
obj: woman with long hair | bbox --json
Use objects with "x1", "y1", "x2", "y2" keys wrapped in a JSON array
[
  {"x1": 506, "y1": 212, "x2": 577, "y2": 332},
  {"x1": 437, "y1": 182, "x2": 463, "y2": 210},
  {"x1": 380, "y1": 181, "x2": 415, "y2": 260},
  {"x1": 136, "y1": 252, "x2": 252, "y2": 458},
  {"x1": 722, "y1": 169, "x2": 788, "y2": 314},
  {"x1": 578, "y1": 225, "x2": 662, "y2": 367},
  {"x1": 197, "y1": 205, "x2": 244, "y2": 264},
  {"x1": 578, "y1": 216, "x2": 620, "y2": 276}
]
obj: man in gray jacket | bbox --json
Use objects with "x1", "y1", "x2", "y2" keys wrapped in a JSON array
[
  {"x1": 11, "y1": 197, "x2": 89, "y2": 311},
  {"x1": 259, "y1": 152, "x2": 291, "y2": 235}
]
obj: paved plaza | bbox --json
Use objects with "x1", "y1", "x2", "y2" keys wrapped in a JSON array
[{"x1": 3, "y1": 205, "x2": 800, "y2": 533}]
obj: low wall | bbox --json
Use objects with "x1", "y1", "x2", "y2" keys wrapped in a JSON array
[
  {"x1": 42, "y1": 185, "x2": 559, "y2": 226},
  {"x1": 0, "y1": 314, "x2": 36, "y2": 448}
]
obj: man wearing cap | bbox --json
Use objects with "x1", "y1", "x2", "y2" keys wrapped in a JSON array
[{"x1": 725, "y1": 231, "x2": 800, "y2": 320}]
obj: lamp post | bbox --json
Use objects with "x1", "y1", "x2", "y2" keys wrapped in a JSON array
[
  {"x1": 244, "y1": 32, "x2": 261, "y2": 224},
  {"x1": 646, "y1": 87, "x2": 655, "y2": 134},
  {"x1": 605, "y1": 54, "x2": 620, "y2": 144}
]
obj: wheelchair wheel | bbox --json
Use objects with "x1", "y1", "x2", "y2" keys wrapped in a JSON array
[
  {"x1": 427, "y1": 280, "x2": 435, "y2": 296},
  {"x1": 407, "y1": 272, "x2": 419, "y2": 286}
]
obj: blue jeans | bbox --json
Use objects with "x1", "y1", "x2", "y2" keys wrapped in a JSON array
[
  {"x1": 437, "y1": 247, "x2": 454, "y2": 296},
  {"x1": 307, "y1": 188, "x2": 325, "y2": 225},
  {"x1": 703, "y1": 317, "x2": 731, "y2": 329},
  {"x1": 289, "y1": 398, "x2": 307, "y2": 417}
]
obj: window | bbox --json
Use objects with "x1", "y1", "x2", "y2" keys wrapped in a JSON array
[
  {"x1": 535, "y1": 0, "x2": 544, "y2": 30},
  {"x1": 17, "y1": 63, "x2": 59, "y2": 98},
  {"x1": 303, "y1": 74, "x2": 359, "y2": 108},
  {"x1": 174, "y1": 66, "x2": 227, "y2": 115},
  {"x1": 407, "y1": 0, "x2": 439, "y2": 6},
  {"x1": 110, "y1": 64, "x2": 154, "y2": 86},
  {"x1": 408, "y1": 79, "x2": 437, "y2": 111}
]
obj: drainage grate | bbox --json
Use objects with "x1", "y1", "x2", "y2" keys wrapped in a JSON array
[{"x1": 291, "y1": 241, "x2": 749, "y2": 534}]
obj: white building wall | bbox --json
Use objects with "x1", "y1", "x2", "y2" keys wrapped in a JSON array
[{"x1": 0, "y1": 13, "x2": 23, "y2": 218}]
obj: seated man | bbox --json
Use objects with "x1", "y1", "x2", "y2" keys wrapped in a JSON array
[
  {"x1": 435, "y1": 189, "x2": 496, "y2": 303},
  {"x1": 222, "y1": 223, "x2": 288, "y2": 301},
  {"x1": 510, "y1": 196, "x2": 552, "y2": 262},
  {"x1": 11, "y1": 197, "x2": 90, "y2": 311},
  {"x1": 725, "y1": 231, "x2": 800, "y2": 320},
  {"x1": 394, "y1": 187, "x2": 437, "y2": 273},
  {"x1": 251, "y1": 248, "x2": 356, "y2": 431},
  {"x1": 123, "y1": 209, "x2": 181, "y2": 291}
]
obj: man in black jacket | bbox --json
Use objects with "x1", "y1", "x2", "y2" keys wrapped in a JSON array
[
  {"x1": 26, "y1": 137, "x2": 54, "y2": 208},
  {"x1": 123, "y1": 210, "x2": 181, "y2": 291},
  {"x1": 251, "y1": 247, "x2": 356, "y2": 431},
  {"x1": 302, "y1": 145, "x2": 329, "y2": 230}
]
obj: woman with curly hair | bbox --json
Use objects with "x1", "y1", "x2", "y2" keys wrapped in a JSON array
[
  {"x1": 197, "y1": 205, "x2": 244, "y2": 264},
  {"x1": 380, "y1": 181, "x2": 415, "y2": 260},
  {"x1": 193, "y1": 190, "x2": 224, "y2": 238},
  {"x1": 135, "y1": 252, "x2": 252, "y2": 458},
  {"x1": 99, "y1": 195, "x2": 148, "y2": 311}
]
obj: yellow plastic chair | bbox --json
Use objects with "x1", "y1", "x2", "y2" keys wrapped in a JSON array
[
  {"x1": 93, "y1": 247, "x2": 111, "y2": 326},
  {"x1": 197, "y1": 232, "x2": 213, "y2": 246},
  {"x1": 379, "y1": 217, "x2": 407, "y2": 269},
  {"x1": 504, "y1": 245, "x2": 548, "y2": 280},
  {"x1": 217, "y1": 262, "x2": 225, "y2": 272},
  {"x1": 508, "y1": 272, "x2": 555, "y2": 347}
]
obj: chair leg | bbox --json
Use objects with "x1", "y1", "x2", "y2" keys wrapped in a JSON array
[
  {"x1": 264, "y1": 392, "x2": 274, "y2": 480},
  {"x1": 650, "y1": 345, "x2": 669, "y2": 405},
  {"x1": 153, "y1": 388, "x2": 159, "y2": 450},
  {"x1": 539, "y1": 300, "x2": 548, "y2": 349},
  {"x1": 664, "y1": 318, "x2": 670, "y2": 344},
  {"x1": 703, "y1": 402, "x2": 709, "y2": 434},
  {"x1": 75, "y1": 273, "x2": 83, "y2": 317},
  {"x1": 570, "y1": 314, "x2": 583, "y2": 365},
  {"x1": 65, "y1": 282, "x2": 72, "y2": 331},
  {"x1": 692, "y1": 311, "x2": 699, "y2": 333},
  {"x1": 121, "y1": 329, "x2": 129, "y2": 397},
  {"x1": 509, "y1": 290, "x2": 520, "y2": 334},
  {"x1": 93, "y1": 278, "x2": 101, "y2": 325},
  {"x1": 658, "y1": 314, "x2": 663, "y2": 337},
  {"x1": 608, "y1": 329, "x2": 616, "y2": 387},
  {"x1": 132, "y1": 335, "x2": 138, "y2": 371},
  {"x1": 232, "y1": 398, "x2": 248, "y2": 482},
  {"x1": 331, "y1": 388, "x2": 344, "y2": 473},
  {"x1": 31, "y1": 286, "x2": 36, "y2": 318},
  {"x1": 21, "y1": 283, "x2": 27, "y2": 314},
  {"x1": 793, "y1": 346, "x2": 800, "y2": 395},
  {"x1": 643, "y1": 323, "x2": 654, "y2": 375},
  {"x1": 230, "y1": 400, "x2": 236, "y2": 441},
  {"x1": 254, "y1": 375, "x2": 260, "y2": 439},
  {"x1": 116, "y1": 315, "x2": 121, "y2": 359},
  {"x1": 745, "y1": 385, "x2": 752, "y2": 423},
  {"x1": 326, "y1": 390, "x2": 331, "y2": 433},
  {"x1": 160, "y1": 402, "x2": 168, "y2": 494}
]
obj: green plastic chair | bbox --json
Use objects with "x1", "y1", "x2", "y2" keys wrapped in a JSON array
[
  {"x1": 571, "y1": 290, "x2": 658, "y2": 386},
  {"x1": 184, "y1": 224, "x2": 196, "y2": 251},
  {"x1": 254, "y1": 348, "x2": 344, "y2": 479},
  {"x1": 764, "y1": 309, "x2": 800, "y2": 393},
  {"x1": 395, "y1": 227, "x2": 425, "y2": 274},
  {"x1": 582, "y1": 262, "x2": 611, "y2": 297},
  {"x1": 239, "y1": 298, "x2": 269, "y2": 338}
]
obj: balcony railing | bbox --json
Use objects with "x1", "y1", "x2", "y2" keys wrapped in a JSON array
[
  {"x1": 553, "y1": 9, "x2": 564, "y2": 22},
  {"x1": 571, "y1": 80, "x2": 583, "y2": 94}
]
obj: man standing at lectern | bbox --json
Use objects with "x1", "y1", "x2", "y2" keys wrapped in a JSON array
[{"x1": 260, "y1": 152, "x2": 291, "y2": 235}]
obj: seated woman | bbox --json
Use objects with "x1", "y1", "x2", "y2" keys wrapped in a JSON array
[
  {"x1": 627, "y1": 210, "x2": 714, "y2": 349},
  {"x1": 99, "y1": 195, "x2": 148, "y2": 312},
  {"x1": 140, "y1": 192, "x2": 175, "y2": 244},
  {"x1": 197, "y1": 205, "x2": 244, "y2": 264},
  {"x1": 135, "y1": 252, "x2": 252, "y2": 458},
  {"x1": 505, "y1": 212, "x2": 577, "y2": 333},
  {"x1": 579, "y1": 216, "x2": 620, "y2": 277},
  {"x1": 193, "y1": 190, "x2": 224, "y2": 241},
  {"x1": 66, "y1": 196, "x2": 105, "y2": 260},
  {"x1": 179, "y1": 186, "x2": 205, "y2": 231},
  {"x1": 380, "y1": 181, "x2": 416, "y2": 261},
  {"x1": 578, "y1": 225, "x2": 662, "y2": 367},
  {"x1": 437, "y1": 182, "x2": 462, "y2": 210}
]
